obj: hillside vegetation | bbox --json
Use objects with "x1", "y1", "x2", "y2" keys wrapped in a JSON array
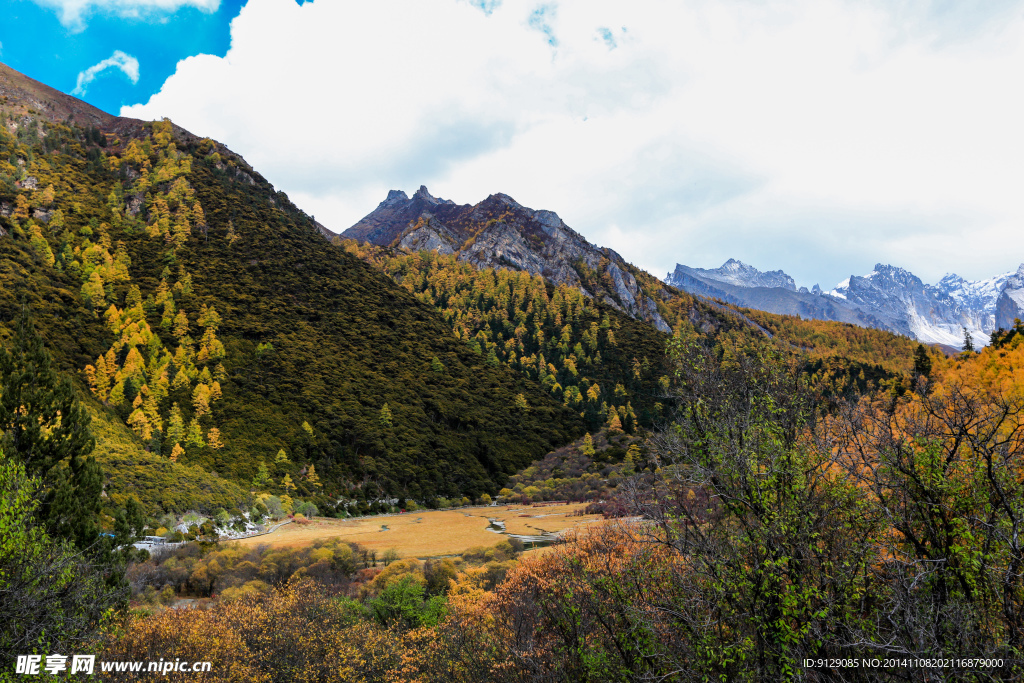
[
  {"x1": 343, "y1": 238, "x2": 925, "y2": 428},
  {"x1": 0, "y1": 109, "x2": 584, "y2": 509},
  {"x1": 86, "y1": 401, "x2": 249, "y2": 514},
  {"x1": 102, "y1": 334, "x2": 1024, "y2": 681},
  {"x1": 342, "y1": 242, "x2": 674, "y2": 431}
]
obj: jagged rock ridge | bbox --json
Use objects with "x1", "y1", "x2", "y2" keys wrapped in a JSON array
[{"x1": 342, "y1": 187, "x2": 673, "y2": 333}]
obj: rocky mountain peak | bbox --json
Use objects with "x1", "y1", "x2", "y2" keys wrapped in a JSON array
[
  {"x1": 344, "y1": 185, "x2": 464, "y2": 244},
  {"x1": 666, "y1": 254, "x2": 1020, "y2": 349},
  {"x1": 492, "y1": 192, "x2": 524, "y2": 209},
  {"x1": 343, "y1": 188, "x2": 673, "y2": 334},
  {"x1": 937, "y1": 272, "x2": 966, "y2": 289},
  {"x1": 412, "y1": 185, "x2": 453, "y2": 206},
  {"x1": 866, "y1": 264, "x2": 924, "y2": 290}
]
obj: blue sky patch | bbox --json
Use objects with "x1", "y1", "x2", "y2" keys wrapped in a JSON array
[
  {"x1": 2, "y1": 0, "x2": 245, "y2": 115},
  {"x1": 468, "y1": 0, "x2": 501, "y2": 15},
  {"x1": 528, "y1": 4, "x2": 557, "y2": 46}
]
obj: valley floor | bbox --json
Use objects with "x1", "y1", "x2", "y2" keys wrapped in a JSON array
[{"x1": 232, "y1": 503, "x2": 602, "y2": 558}]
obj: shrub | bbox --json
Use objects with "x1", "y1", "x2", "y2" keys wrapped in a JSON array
[{"x1": 369, "y1": 575, "x2": 447, "y2": 629}]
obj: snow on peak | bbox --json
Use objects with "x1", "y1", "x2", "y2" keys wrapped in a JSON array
[{"x1": 828, "y1": 277, "x2": 851, "y2": 299}]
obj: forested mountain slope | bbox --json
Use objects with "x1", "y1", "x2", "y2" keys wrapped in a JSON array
[
  {"x1": 0, "y1": 62, "x2": 583, "y2": 509},
  {"x1": 340, "y1": 190, "x2": 928, "y2": 412},
  {"x1": 340, "y1": 241, "x2": 675, "y2": 432}
]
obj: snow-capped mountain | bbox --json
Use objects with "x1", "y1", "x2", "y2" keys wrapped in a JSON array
[
  {"x1": 934, "y1": 272, "x2": 1010, "y2": 313},
  {"x1": 667, "y1": 260, "x2": 1023, "y2": 348},
  {"x1": 827, "y1": 264, "x2": 1009, "y2": 347}
]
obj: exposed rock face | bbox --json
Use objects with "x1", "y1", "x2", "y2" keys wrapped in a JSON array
[
  {"x1": 398, "y1": 217, "x2": 457, "y2": 255},
  {"x1": 668, "y1": 259, "x2": 1022, "y2": 348},
  {"x1": 996, "y1": 264, "x2": 1024, "y2": 329},
  {"x1": 126, "y1": 193, "x2": 144, "y2": 217},
  {"x1": 345, "y1": 186, "x2": 457, "y2": 244},
  {"x1": 313, "y1": 219, "x2": 336, "y2": 240},
  {"x1": 343, "y1": 188, "x2": 672, "y2": 333}
]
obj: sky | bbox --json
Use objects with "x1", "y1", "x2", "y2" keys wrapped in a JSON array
[{"x1": 4, "y1": 0, "x2": 1024, "y2": 289}]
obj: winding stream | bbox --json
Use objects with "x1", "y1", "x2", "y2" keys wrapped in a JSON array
[{"x1": 486, "y1": 518, "x2": 560, "y2": 548}]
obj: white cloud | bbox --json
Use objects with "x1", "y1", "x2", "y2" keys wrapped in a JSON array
[
  {"x1": 33, "y1": 0, "x2": 219, "y2": 30},
  {"x1": 72, "y1": 50, "x2": 140, "y2": 95},
  {"x1": 121, "y1": 0, "x2": 1024, "y2": 287}
]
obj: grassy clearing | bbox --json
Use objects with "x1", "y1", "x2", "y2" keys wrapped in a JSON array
[{"x1": 234, "y1": 503, "x2": 602, "y2": 558}]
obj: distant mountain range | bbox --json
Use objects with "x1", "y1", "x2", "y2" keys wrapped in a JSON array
[{"x1": 667, "y1": 260, "x2": 1024, "y2": 348}]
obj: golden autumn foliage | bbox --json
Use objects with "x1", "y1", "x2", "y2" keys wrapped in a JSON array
[
  {"x1": 0, "y1": 111, "x2": 226, "y2": 470},
  {"x1": 103, "y1": 579, "x2": 407, "y2": 683},
  {"x1": 341, "y1": 242, "x2": 666, "y2": 430},
  {"x1": 737, "y1": 308, "x2": 923, "y2": 375},
  {"x1": 101, "y1": 336, "x2": 1024, "y2": 681},
  {"x1": 378, "y1": 523, "x2": 684, "y2": 683},
  {"x1": 109, "y1": 536, "x2": 534, "y2": 683}
]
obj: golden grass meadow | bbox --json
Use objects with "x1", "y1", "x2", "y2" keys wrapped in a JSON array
[{"x1": 235, "y1": 503, "x2": 603, "y2": 558}]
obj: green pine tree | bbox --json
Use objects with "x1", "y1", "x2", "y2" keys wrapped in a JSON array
[
  {"x1": 0, "y1": 454, "x2": 124, "y2": 657},
  {"x1": 0, "y1": 308, "x2": 101, "y2": 549},
  {"x1": 963, "y1": 327, "x2": 975, "y2": 353},
  {"x1": 379, "y1": 403, "x2": 393, "y2": 429},
  {"x1": 252, "y1": 461, "x2": 270, "y2": 489},
  {"x1": 166, "y1": 403, "x2": 185, "y2": 451},
  {"x1": 913, "y1": 343, "x2": 932, "y2": 377},
  {"x1": 184, "y1": 419, "x2": 206, "y2": 449}
]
